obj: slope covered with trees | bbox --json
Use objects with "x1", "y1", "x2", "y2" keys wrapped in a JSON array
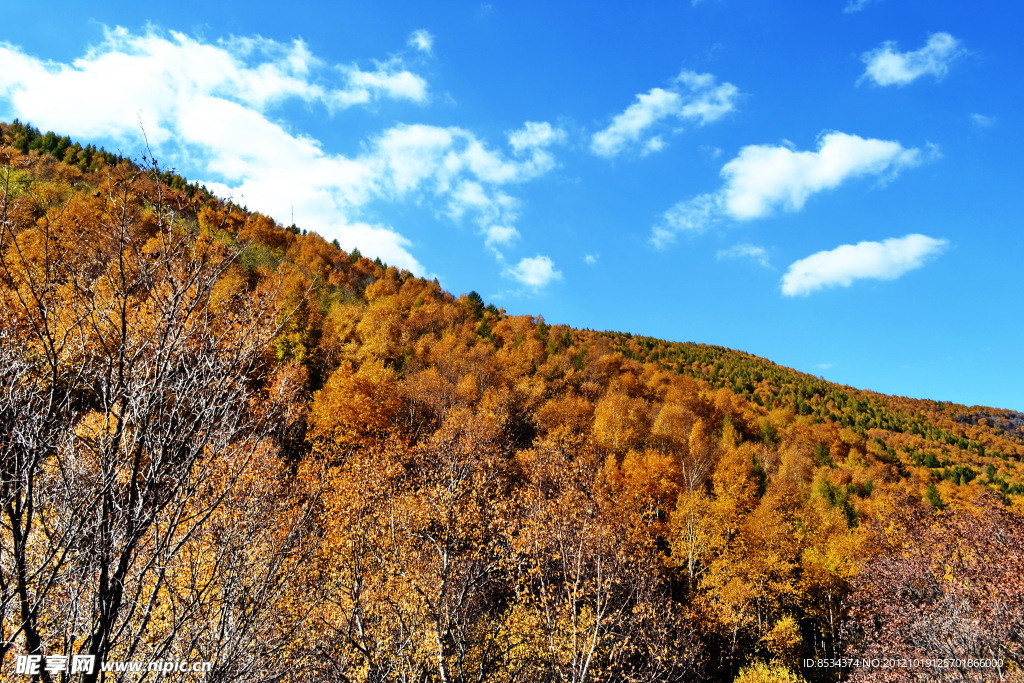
[{"x1": 2, "y1": 123, "x2": 1022, "y2": 682}]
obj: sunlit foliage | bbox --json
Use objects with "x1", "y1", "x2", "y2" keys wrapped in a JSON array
[{"x1": 2, "y1": 123, "x2": 1022, "y2": 682}]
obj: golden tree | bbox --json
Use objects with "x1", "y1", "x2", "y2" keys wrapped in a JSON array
[{"x1": 0, "y1": 162, "x2": 294, "y2": 681}]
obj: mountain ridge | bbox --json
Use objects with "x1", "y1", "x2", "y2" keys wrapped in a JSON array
[{"x1": 3, "y1": 120, "x2": 1023, "y2": 681}]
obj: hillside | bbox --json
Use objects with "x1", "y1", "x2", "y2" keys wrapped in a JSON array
[{"x1": 2, "y1": 122, "x2": 1022, "y2": 682}]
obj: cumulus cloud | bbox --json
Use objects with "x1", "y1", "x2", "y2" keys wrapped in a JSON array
[
  {"x1": 859, "y1": 32, "x2": 966, "y2": 87},
  {"x1": 506, "y1": 120, "x2": 568, "y2": 180},
  {"x1": 780, "y1": 234, "x2": 948, "y2": 296},
  {"x1": 652, "y1": 131, "x2": 922, "y2": 247},
  {"x1": 508, "y1": 121, "x2": 567, "y2": 173},
  {"x1": 485, "y1": 225, "x2": 519, "y2": 248},
  {"x1": 719, "y1": 132, "x2": 920, "y2": 219},
  {"x1": 407, "y1": 29, "x2": 434, "y2": 54},
  {"x1": 504, "y1": 255, "x2": 562, "y2": 289},
  {"x1": 0, "y1": 28, "x2": 428, "y2": 143},
  {"x1": 591, "y1": 69, "x2": 740, "y2": 158},
  {"x1": 366, "y1": 121, "x2": 564, "y2": 253},
  {"x1": 0, "y1": 27, "x2": 563, "y2": 276},
  {"x1": 369, "y1": 122, "x2": 563, "y2": 191},
  {"x1": 717, "y1": 243, "x2": 770, "y2": 268},
  {"x1": 324, "y1": 221, "x2": 423, "y2": 272},
  {"x1": 334, "y1": 59, "x2": 428, "y2": 107}
]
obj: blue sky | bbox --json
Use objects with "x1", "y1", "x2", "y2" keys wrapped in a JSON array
[{"x1": 1, "y1": 1, "x2": 1021, "y2": 410}]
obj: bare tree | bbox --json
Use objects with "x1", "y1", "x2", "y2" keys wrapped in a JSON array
[{"x1": 1, "y1": 160, "x2": 305, "y2": 682}]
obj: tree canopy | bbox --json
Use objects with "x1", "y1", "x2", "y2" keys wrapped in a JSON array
[{"x1": 2, "y1": 123, "x2": 1022, "y2": 682}]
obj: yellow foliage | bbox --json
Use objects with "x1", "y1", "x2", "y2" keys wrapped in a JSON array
[
  {"x1": 308, "y1": 360, "x2": 403, "y2": 452},
  {"x1": 652, "y1": 402, "x2": 697, "y2": 451},
  {"x1": 733, "y1": 661, "x2": 804, "y2": 683},
  {"x1": 593, "y1": 392, "x2": 650, "y2": 452},
  {"x1": 761, "y1": 616, "x2": 802, "y2": 662},
  {"x1": 5, "y1": 131, "x2": 1024, "y2": 680}
]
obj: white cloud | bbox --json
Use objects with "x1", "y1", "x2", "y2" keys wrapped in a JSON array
[
  {"x1": 651, "y1": 193, "x2": 720, "y2": 247},
  {"x1": 370, "y1": 122, "x2": 561, "y2": 191},
  {"x1": 0, "y1": 28, "x2": 562, "y2": 276},
  {"x1": 843, "y1": 0, "x2": 880, "y2": 13},
  {"x1": 508, "y1": 120, "x2": 562, "y2": 152},
  {"x1": 780, "y1": 234, "x2": 948, "y2": 296},
  {"x1": 408, "y1": 29, "x2": 434, "y2": 54},
  {"x1": 584, "y1": 253, "x2": 599, "y2": 265},
  {"x1": 720, "y1": 132, "x2": 920, "y2": 219},
  {"x1": 594, "y1": 88, "x2": 682, "y2": 157},
  {"x1": 674, "y1": 71, "x2": 738, "y2": 123},
  {"x1": 642, "y1": 136, "x2": 666, "y2": 156},
  {"x1": 717, "y1": 243, "x2": 770, "y2": 268},
  {"x1": 327, "y1": 221, "x2": 425, "y2": 273},
  {"x1": 859, "y1": 32, "x2": 966, "y2": 87},
  {"x1": 652, "y1": 131, "x2": 922, "y2": 247},
  {"x1": 365, "y1": 122, "x2": 563, "y2": 251},
  {"x1": 591, "y1": 69, "x2": 740, "y2": 158},
  {"x1": 504, "y1": 255, "x2": 562, "y2": 289},
  {"x1": 506, "y1": 120, "x2": 567, "y2": 177},
  {"x1": 334, "y1": 59, "x2": 428, "y2": 107},
  {"x1": 485, "y1": 225, "x2": 520, "y2": 248},
  {"x1": 970, "y1": 113, "x2": 996, "y2": 128},
  {"x1": 0, "y1": 28, "x2": 428, "y2": 144}
]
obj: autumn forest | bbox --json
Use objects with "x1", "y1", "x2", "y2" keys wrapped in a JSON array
[{"x1": 2, "y1": 121, "x2": 1023, "y2": 682}]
